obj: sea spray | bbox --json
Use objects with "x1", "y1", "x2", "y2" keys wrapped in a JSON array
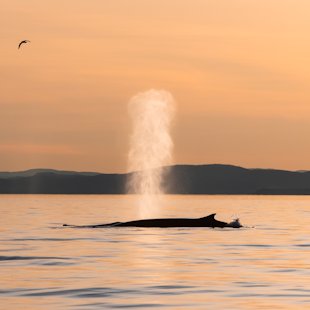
[{"x1": 127, "y1": 89, "x2": 175, "y2": 218}]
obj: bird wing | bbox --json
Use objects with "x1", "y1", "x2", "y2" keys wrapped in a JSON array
[{"x1": 18, "y1": 40, "x2": 29, "y2": 49}]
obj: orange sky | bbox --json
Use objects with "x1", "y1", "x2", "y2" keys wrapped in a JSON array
[{"x1": 1, "y1": 0, "x2": 310, "y2": 172}]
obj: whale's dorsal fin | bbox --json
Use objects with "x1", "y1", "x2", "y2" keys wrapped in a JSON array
[{"x1": 200, "y1": 213, "x2": 216, "y2": 220}]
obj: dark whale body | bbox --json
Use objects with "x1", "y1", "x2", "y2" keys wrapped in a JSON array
[{"x1": 63, "y1": 214, "x2": 241, "y2": 228}]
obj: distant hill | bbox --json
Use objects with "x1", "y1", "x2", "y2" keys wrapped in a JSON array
[
  {"x1": 166, "y1": 165, "x2": 310, "y2": 194},
  {"x1": 0, "y1": 169, "x2": 99, "y2": 179},
  {"x1": 0, "y1": 164, "x2": 310, "y2": 194}
]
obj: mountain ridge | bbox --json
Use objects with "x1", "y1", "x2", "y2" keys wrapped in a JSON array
[{"x1": 1, "y1": 164, "x2": 310, "y2": 194}]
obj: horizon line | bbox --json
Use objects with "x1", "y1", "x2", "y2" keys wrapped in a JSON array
[{"x1": 0, "y1": 163, "x2": 309, "y2": 174}]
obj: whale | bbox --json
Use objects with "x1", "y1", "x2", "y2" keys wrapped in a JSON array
[{"x1": 63, "y1": 213, "x2": 242, "y2": 228}]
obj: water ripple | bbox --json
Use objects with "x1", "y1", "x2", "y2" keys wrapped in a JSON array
[
  {"x1": 295, "y1": 244, "x2": 310, "y2": 247},
  {"x1": 0, "y1": 285, "x2": 224, "y2": 299},
  {"x1": 5, "y1": 238, "x2": 97, "y2": 242},
  {"x1": 0, "y1": 255, "x2": 70, "y2": 261},
  {"x1": 109, "y1": 303, "x2": 164, "y2": 308}
]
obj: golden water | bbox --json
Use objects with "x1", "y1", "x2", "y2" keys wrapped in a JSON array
[{"x1": 0, "y1": 195, "x2": 309, "y2": 309}]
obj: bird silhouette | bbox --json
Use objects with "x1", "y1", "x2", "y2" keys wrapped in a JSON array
[{"x1": 18, "y1": 40, "x2": 30, "y2": 49}]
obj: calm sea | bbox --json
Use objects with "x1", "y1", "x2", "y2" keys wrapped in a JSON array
[{"x1": 0, "y1": 195, "x2": 309, "y2": 309}]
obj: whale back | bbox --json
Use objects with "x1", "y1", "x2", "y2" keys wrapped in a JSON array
[
  {"x1": 199, "y1": 213, "x2": 227, "y2": 227},
  {"x1": 199, "y1": 213, "x2": 216, "y2": 220}
]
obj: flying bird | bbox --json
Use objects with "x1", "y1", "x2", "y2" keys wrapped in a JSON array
[{"x1": 18, "y1": 40, "x2": 30, "y2": 49}]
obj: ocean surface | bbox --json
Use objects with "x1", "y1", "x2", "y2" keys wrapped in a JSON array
[{"x1": 0, "y1": 195, "x2": 309, "y2": 309}]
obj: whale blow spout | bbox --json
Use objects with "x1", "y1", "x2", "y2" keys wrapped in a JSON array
[{"x1": 127, "y1": 89, "x2": 176, "y2": 218}]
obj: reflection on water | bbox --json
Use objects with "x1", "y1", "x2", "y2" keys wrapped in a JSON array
[{"x1": 0, "y1": 195, "x2": 309, "y2": 309}]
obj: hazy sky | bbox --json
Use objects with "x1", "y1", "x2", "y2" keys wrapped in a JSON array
[{"x1": 1, "y1": 0, "x2": 310, "y2": 172}]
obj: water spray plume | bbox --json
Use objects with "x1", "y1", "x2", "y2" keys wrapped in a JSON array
[{"x1": 127, "y1": 89, "x2": 176, "y2": 218}]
